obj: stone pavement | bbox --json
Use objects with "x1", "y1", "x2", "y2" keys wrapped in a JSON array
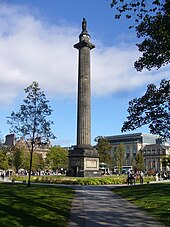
[{"x1": 67, "y1": 185, "x2": 166, "y2": 227}]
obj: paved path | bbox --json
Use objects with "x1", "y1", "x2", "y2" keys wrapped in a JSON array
[{"x1": 68, "y1": 185, "x2": 166, "y2": 227}]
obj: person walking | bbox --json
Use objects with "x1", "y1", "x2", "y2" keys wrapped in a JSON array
[
  {"x1": 133, "y1": 172, "x2": 137, "y2": 185},
  {"x1": 127, "y1": 169, "x2": 131, "y2": 185},
  {"x1": 155, "y1": 172, "x2": 159, "y2": 181},
  {"x1": 139, "y1": 171, "x2": 144, "y2": 184}
]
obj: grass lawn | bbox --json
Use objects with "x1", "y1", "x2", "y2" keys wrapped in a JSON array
[
  {"x1": 0, "y1": 183, "x2": 74, "y2": 227},
  {"x1": 112, "y1": 182, "x2": 170, "y2": 226}
]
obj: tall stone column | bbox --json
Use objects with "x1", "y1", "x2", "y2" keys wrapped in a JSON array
[
  {"x1": 74, "y1": 18, "x2": 95, "y2": 147},
  {"x1": 68, "y1": 19, "x2": 100, "y2": 177}
]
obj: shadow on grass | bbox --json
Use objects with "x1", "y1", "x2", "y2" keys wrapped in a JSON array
[
  {"x1": 0, "y1": 183, "x2": 74, "y2": 227},
  {"x1": 112, "y1": 182, "x2": 170, "y2": 226}
]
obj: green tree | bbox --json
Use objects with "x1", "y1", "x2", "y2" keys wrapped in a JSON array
[
  {"x1": 161, "y1": 155, "x2": 170, "y2": 168},
  {"x1": 32, "y1": 153, "x2": 45, "y2": 173},
  {"x1": 110, "y1": 0, "x2": 170, "y2": 71},
  {"x1": 14, "y1": 149, "x2": 45, "y2": 174},
  {"x1": 7, "y1": 81, "x2": 56, "y2": 186},
  {"x1": 113, "y1": 144, "x2": 125, "y2": 174},
  {"x1": 12, "y1": 148, "x2": 25, "y2": 172},
  {"x1": 110, "y1": 1, "x2": 169, "y2": 139},
  {"x1": 134, "y1": 152, "x2": 144, "y2": 171},
  {"x1": 95, "y1": 136, "x2": 113, "y2": 167},
  {"x1": 22, "y1": 151, "x2": 30, "y2": 172},
  {"x1": 0, "y1": 150, "x2": 9, "y2": 170},
  {"x1": 45, "y1": 146, "x2": 68, "y2": 172},
  {"x1": 121, "y1": 79, "x2": 170, "y2": 139}
]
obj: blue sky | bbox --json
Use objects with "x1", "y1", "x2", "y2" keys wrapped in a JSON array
[{"x1": 0, "y1": 0, "x2": 169, "y2": 146}]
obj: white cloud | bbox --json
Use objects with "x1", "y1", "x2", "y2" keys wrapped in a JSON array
[
  {"x1": 92, "y1": 45, "x2": 170, "y2": 96},
  {"x1": 0, "y1": 3, "x2": 169, "y2": 105}
]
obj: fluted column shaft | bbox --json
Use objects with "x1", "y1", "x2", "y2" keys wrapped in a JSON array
[{"x1": 74, "y1": 34, "x2": 95, "y2": 146}]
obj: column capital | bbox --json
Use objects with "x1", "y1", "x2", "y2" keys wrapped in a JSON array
[{"x1": 74, "y1": 40, "x2": 95, "y2": 50}]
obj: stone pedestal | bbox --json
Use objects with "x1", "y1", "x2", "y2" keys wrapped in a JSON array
[{"x1": 68, "y1": 145, "x2": 101, "y2": 177}]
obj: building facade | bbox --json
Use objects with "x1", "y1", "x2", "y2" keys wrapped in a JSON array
[
  {"x1": 142, "y1": 144, "x2": 170, "y2": 172},
  {"x1": 105, "y1": 133, "x2": 170, "y2": 172},
  {"x1": 106, "y1": 133, "x2": 158, "y2": 166},
  {"x1": 4, "y1": 134, "x2": 50, "y2": 159}
]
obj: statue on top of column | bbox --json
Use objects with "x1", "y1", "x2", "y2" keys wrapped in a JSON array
[{"x1": 82, "y1": 18, "x2": 87, "y2": 33}]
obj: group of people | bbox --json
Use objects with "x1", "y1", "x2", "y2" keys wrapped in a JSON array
[
  {"x1": 155, "y1": 171, "x2": 169, "y2": 181},
  {"x1": 127, "y1": 169, "x2": 144, "y2": 185}
]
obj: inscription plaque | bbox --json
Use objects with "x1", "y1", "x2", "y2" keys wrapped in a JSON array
[{"x1": 86, "y1": 159, "x2": 97, "y2": 168}]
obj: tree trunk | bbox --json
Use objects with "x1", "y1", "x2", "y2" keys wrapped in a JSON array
[{"x1": 28, "y1": 146, "x2": 33, "y2": 187}]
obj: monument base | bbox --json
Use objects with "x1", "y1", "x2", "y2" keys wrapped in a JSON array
[{"x1": 67, "y1": 145, "x2": 101, "y2": 177}]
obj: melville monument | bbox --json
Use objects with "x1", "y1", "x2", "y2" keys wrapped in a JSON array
[{"x1": 68, "y1": 18, "x2": 100, "y2": 177}]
